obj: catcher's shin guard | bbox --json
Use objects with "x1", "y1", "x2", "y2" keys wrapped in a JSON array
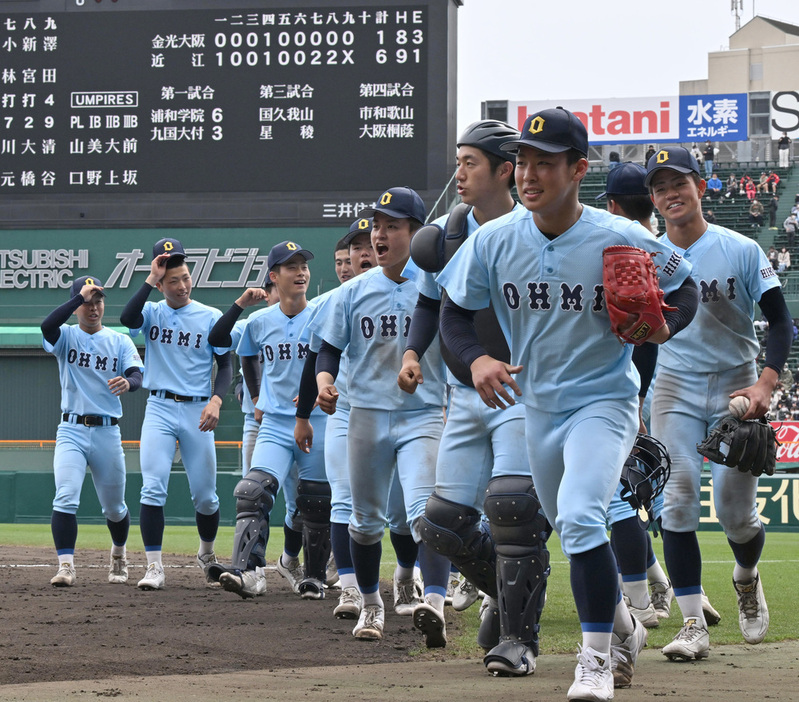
[
  {"x1": 231, "y1": 470, "x2": 278, "y2": 571},
  {"x1": 484, "y1": 475, "x2": 550, "y2": 655},
  {"x1": 296, "y1": 479, "x2": 332, "y2": 582},
  {"x1": 420, "y1": 492, "x2": 497, "y2": 598}
]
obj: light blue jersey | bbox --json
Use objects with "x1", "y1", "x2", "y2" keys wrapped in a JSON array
[
  {"x1": 437, "y1": 204, "x2": 692, "y2": 412},
  {"x1": 317, "y1": 266, "x2": 446, "y2": 410},
  {"x1": 128, "y1": 300, "x2": 225, "y2": 397},
  {"x1": 237, "y1": 301, "x2": 322, "y2": 416},
  {"x1": 307, "y1": 287, "x2": 351, "y2": 409},
  {"x1": 44, "y1": 326, "x2": 142, "y2": 418},
  {"x1": 656, "y1": 223, "x2": 780, "y2": 373}
]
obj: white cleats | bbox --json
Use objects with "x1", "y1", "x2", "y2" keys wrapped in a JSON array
[
  {"x1": 567, "y1": 646, "x2": 614, "y2": 701},
  {"x1": 353, "y1": 604, "x2": 385, "y2": 640},
  {"x1": 334, "y1": 586, "x2": 363, "y2": 620},
  {"x1": 108, "y1": 555, "x2": 128, "y2": 584},
  {"x1": 734, "y1": 574, "x2": 769, "y2": 644},
  {"x1": 137, "y1": 562, "x2": 165, "y2": 591},
  {"x1": 662, "y1": 618, "x2": 710, "y2": 661},
  {"x1": 219, "y1": 567, "x2": 266, "y2": 599},
  {"x1": 611, "y1": 617, "x2": 648, "y2": 688},
  {"x1": 393, "y1": 574, "x2": 423, "y2": 616},
  {"x1": 51, "y1": 563, "x2": 76, "y2": 587}
]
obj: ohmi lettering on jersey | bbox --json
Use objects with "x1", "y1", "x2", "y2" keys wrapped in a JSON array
[
  {"x1": 698, "y1": 278, "x2": 737, "y2": 303},
  {"x1": 67, "y1": 348, "x2": 119, "y2": 373},
  {"x1": 358, "y1": 314, "x2": 412, "y2": 339},
  {"x1": 147, "y1": 325, "x2": 204, "y2": 349},
  {"x1": 263, "y1": 342, "x2": 310, "y2": 363},
  {"x1": 503, "y1": 282, "x2": 606, "y2": 313}
]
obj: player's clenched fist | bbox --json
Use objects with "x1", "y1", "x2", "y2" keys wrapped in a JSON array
[
  {"x1": 316, "y1": 383, "x2": 339, "y2": 415},
  {"x1": 235, "y1": 287, "x2": 268, "y2": 309},
  {"x1": 397, "y1": 349, "x2": 424, "y2": 394},
  {"x1": 469, "y1": 355, "x2": 523, "y2": 410}
]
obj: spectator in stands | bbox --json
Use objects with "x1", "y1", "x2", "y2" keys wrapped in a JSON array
[
  {"x1": 749, "y1": 199, "x2": 764, "y2": 228},
  {"x1": 725, "y1": 173, "x2": 739, "y2": 201},
  {"x1": 706, "y1": 172, "x2": 723, "y2": 201},
  {"x1": 645, "y1": 145, "x2": 656, "y2": 164},
  {"x1": 608, "y1": 151, "x2": 621, "y2": 170},
  {"x1": 767, "y1": 171, "x2": 780, "y2": 195},
  {"x1": 691, "y1": 143, "x2": 703, "y2": 166},
  {"x1": 745, "y1": 177, "x2": 757, "y2": 201},
  {"x1": 769, "y1": 195, "x2": 780, "y2": 229},
  {"x1": 756, "y1": 172, "x2": 769, "y2": 194},
  {"x1": 767, "y1": 246, "x2": 779, "y2": 270},
  {"x1": 702, "y1": 140, "x2": 715, "y2": 177},
  {"x1": 705, "y1": 209, "x2": 717, "y2": 224},
  {"x1": 778, "y1": 247, "x2": 791, "y2": 272},
  {"x1": 778, "y1": 132, "x2": 792, "y2": 169},
  {"x1": 784, "y1": 213, "x2": 798, "y2": 249}
]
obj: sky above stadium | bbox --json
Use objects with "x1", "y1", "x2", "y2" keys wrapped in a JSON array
[{"x1": 456, "y1": 0, "x2": 799, "y2": 133}]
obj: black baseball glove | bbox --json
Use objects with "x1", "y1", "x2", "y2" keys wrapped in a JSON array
[{"x1": 696, "y1": 416, "x2": 778, "y2": 477}]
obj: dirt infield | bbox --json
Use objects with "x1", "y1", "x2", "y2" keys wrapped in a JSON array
[{"x1": 1, "y1": 546, "x2": 797, "y2": 701}]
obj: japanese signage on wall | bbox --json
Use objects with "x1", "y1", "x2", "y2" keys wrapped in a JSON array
[
  {"x1": 0, "y1": 0, "x2": 450, "y2": 197},
  {"x1": 509, "y1": 94, "x2": 748, "y2": 145}
]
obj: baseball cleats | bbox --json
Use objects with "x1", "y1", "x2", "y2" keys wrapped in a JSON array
[
  {"x1": 624, "y1": 596, "x2": 660, "y2": 628},
  {"x1": 298, "y1": 577, "x2": 325, "y2": 600},
  {"x1": 610, "y1": 616, "x2": 648, "y2": 688},
  {"x1": 444, "y1": 570, "x2": 459, "y2": 606},
  {"x1": 413, "y1": 600, "x2": 447, "y2": 648},
  {"x1": 108, "y1": 555, "x2": 128, "y2": 584},
  {"x1": 393, "y1": 573, "x2": 423, "y2": 616},
  {"x1": 137, "y1": 562, "x2": 165, "y2": 591},
  {"x1": 452, "y1": 575, "x2": 481, "y2": 612},
  {"x1": 51, "y1": 563, "x2": 76, "y2": 587},
  {"x1": 353, "y1": 604, "x2": 385, "y2": 640},
  {"x1": 734, "y1": 574, "x2": 769, "y2": 644},
  {"x1": 662, "y1": 618, "x2": 710, "y2": 661},
  {"x1": 219, "y1": 567, "x2": 266, "y2": 599},
  {"x1": 650, "y1": 579, "x2": 673, "y2": 619},
  {"x1": 476, "y1": 595, "x2": 500, "y2": 652},
  {"x1": 567, "y1": 646, "x2": 614, "y2": 702},
  {"x1": 325, "y1": 554, "x2": 339, "y2": 588},
  {"x1": 484, "y1": 641, "x2": 536, "y2": 677},
  {"x1": 196, "y1": 551, "x2": 219, "y2": 585},
  {"x1": 334, "y1": 586, "x2": 363, "y2": 620},
  {"x1": 276, "y1": 555, "x2": 304, "y2": 594},
  {"x1": 701, "y1": 588, "x2": 722, "y2": 626}
]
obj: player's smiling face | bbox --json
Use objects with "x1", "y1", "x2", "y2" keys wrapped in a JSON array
[
  {"x1": 334, "y1": 249, "x2": 354, "y2": 283},
  {"x1": 157, "y1": 262, "x2": 192, "y2": 309},
  {"x1": 455, "y1": 145, "x2": 505, "y2": 206},
  {"x1": 372, "y1": 212, "x2": 414, "y2": 278},
  {"x1": 348, "y1": 232, "x2": 376, "y2": 274},
  {"x1": 514, "y1": 145, "x2": 585, "y2": 218},
  {"x1": 270, "y1": 254, "x2": 310, "y2": 297},
  {"x1": 75, "y1": 292, "x2": 104, "y2": 333},
  {"x1": 649, "y1": 170, "x2": 706, "y2": 227}
]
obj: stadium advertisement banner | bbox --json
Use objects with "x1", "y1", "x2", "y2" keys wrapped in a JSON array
[
  {"x1": 770, "y1": 90, "x2": 799, "y2": 138},
  {"x1": 679, "y1": 93, "x2": 748, "y2": 142},
  {"x1": 700, "y1": 473, "x2": 799, "y2": 531},
  {"x1": 509, "y1": 97, "x2": 680, "y2": 145}
]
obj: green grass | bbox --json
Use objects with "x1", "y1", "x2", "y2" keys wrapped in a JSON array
[{"x1": 3, "y1": 525, "x2": 796, "y2": 656}]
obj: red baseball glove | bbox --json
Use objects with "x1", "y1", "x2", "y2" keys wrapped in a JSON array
[{"x1": 602, "y1": 245, "x2": 676, "y2": 345}]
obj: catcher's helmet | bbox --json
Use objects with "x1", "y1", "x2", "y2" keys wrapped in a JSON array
[
  {"x1": 457, "y1": 120, "x2": 520, "y2": 163},
  {"x1": 620, "y1": 433, "x2": 671, "y2": 523}
]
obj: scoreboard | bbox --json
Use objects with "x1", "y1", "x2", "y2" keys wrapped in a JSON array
[{"x1": 0, "y1": 0, "x2": 458, "y2": 226}]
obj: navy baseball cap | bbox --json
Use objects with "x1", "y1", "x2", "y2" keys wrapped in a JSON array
[
  {"x1": 358, "y1": 187, "x2": 427, "y2": 225},
  {"x1": 342, "y1": 217, "x2": 373, "y2": 246},
  {"x1": 71, "y1": 275, "x2": 105, "y2": 298},
  {"x1": 267, "y1": 240, "x2": 314, "y2": 271},
  {"x1": 152, "y1": 237, "x2": 186, "y2": 261},
  {"x1": 644, "y1": 147, "x2": 701, "y2": 187},
  {"x1": 597, "y1": 162, "x2": 649, "y2": 200},
  {"x1": 500, "y1": 107, "x2": 588, "y2": 157}
]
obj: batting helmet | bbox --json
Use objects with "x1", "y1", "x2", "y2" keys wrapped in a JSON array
[
  {"x1": 620, "y1": 433, "x2": 671, "y2": 524},
  {"x1": 457, "y1": 120, "x2": 521, "y2": 163}
]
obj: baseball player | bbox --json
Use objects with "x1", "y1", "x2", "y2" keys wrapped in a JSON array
[
  {"x1": 43, "y1": 275, "x2": 143, "y2": 586},
  {"x1": 207, "y1": 241, "x2": 331, "y2": 601},
  {"x1": 314, "y1": 188, "x2": 452, "y2": 647},
  {"x1": 645, "y1": 147, "x2": 792, "y2": 660},
  {"x1": 398, "y1": 120, "x2": 551, "y2": 676},
  {"x1": 436, "y1": 108, "x2": 698, "y2": 700},
  {"x1": 119, "y1": 238, "x2": 233, "y2": 590},
  {"x1": 334, "y1": 236, "x2": 355, "y2": 284},
  {"x1": 597, "y1": 163, "x2": 674, "y2": 629},
  {"x1": 297, "y1": 218, "x2": 423, "y2": 621}
]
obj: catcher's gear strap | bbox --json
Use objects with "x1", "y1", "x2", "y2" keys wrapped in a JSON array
[
  {"x1": 421, "y1": 492, "x2": 498, "y2": 598},
  {"x1": 660, "y1": 276, "x2": 698, "y2": 339},
  {"x1": 409, "y1": 203, "x2": 472, "y2": 274},
  {"x1": 232, "y1": 470, "x2": 278, "y2": 570},
  {"x1": 759, "y1": 286, "x2": 793, "y2": 374}
]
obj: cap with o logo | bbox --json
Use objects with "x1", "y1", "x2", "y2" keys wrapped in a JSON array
[
  {"x1": 644, "y1": 146, "x2": 701, "y2": 187},
  {"x1": 342, "y1": 217, "x2": 373, "y2": 246},
  {"x1": 500, "y1": 106, "x2": 588, "y2": 157},
  {"x1": 358, "y1": 186, "x2": 427, "y2": 225},
  {"x1": 267, "y1": 240, "x2": 315, "y2": 271},
  {"x1": 70, "y1": 274, "x2": 106, "y2": 299},
  {"x1": 152, "y1": 237, "x2": 187, "y2": 261}
]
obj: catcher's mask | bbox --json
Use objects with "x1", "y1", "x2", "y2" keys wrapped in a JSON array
[{"x1": 620, "y1": 433, "x2": 671, "y2": 528}]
